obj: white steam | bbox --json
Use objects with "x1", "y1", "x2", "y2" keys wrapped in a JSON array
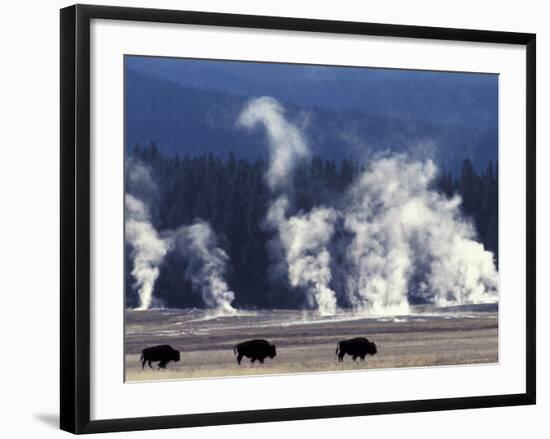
[
  {"x1": 266, "y1": 197, "x2": 339, "y2": 315},
  {"x1": 239, "y1": 96, "x2": 498, "y2": 316},
  {"x1": 238, "y1": 96, "x2": 310, "y2": 190},
  {"x1": 126, "y1": 158, "x2": 158, "y2": 195},
  {"x1": 342, "y1": 156, "x2": 498, "y2": 314},
  {"x1": 125, "y1": 160, "x2": 235, "y2": 312},
  {"x1": 171, "y1": 221, "x2": 236, "y2": 314},
  {"x1": 125, "y1": 194, "x2": 170, "y2": 310},
  {"x1": 240, "y1": 97, "x2": 339, "y2": 315}
]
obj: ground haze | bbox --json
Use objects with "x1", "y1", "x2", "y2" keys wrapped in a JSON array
[{"x1": 125, "y1": 305, "x2": 498, "y2": 382}]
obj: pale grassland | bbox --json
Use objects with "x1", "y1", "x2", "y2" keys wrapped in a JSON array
[{"x1": 125, "y1": 308, "x2": 498, "y2": 382}]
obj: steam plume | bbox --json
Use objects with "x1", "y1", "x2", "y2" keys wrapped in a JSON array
[
  {"x1": 342, "y1": 155, "x2": 498, "y2": 314},
  {"x1": 172, "y1": 220, "x2": 236, "y2": 314},
  {"x1": 126, "y1": 157, "x2": 158, "y2": 205},
  {"x1": 266, "y1": 197, "x2": 339, "y2": 315},
  {"x1": 125, "y1": 194, "x2": 170, "y2": 310},
  {"x1": 238, "y1": 96, "x2": 309, "y2": 190},
  {"x1": 240, "y1": 97, "x2": 338, "y2": 315},
  {"x1": 125, "y1": 158, "x2": 237, "y2": 311}
]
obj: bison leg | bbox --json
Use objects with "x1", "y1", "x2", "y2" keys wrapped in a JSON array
[
  {"x1": 250, "y1": 358, "x2": 256, "y2": 364},
  {"x1": 338, "y1": 352, "x2": 345, "y2": 362},
  {"x1": 147, "y1": 360, "x2": 153, "y2": 369},
  {"x1": 360, "y1": 355, "x2": 366, "y2": 361},
  {"x1": 158, "y1": 361, "x2": 167, "y2": 369},
  {"x1": 141, "y1": 356, "x2": 146, "y2": 369},
  {"x1": 236, "y1": 354, "x2": 243, "y2": 365},
  {"x1": 259, "y1": 358, "x2": 264, "y2": 364},
  {"x1": 352, "y1": 355, "x2": 357, "y2": 361}
]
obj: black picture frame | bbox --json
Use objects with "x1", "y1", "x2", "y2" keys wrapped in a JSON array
[{"x1": 60, "y1": 4, "x2": 536, "y2": 434}]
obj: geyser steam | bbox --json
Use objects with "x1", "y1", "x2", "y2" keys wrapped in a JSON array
[
  {"x1": 125, "y1": 194, "x2": 170, "y2": 310},
  {"x1": 238, "y1": 96, "x2": 310, "y2": 191},
  {"x1": 239, "y1": 96, "x2": 498, "y2": 316},
  {"x1": 125, "y1": 160, "x2": 235, "y2": 312},
  {"x1": 171, "y1": 220, "x2": 236, "y2": 314},
  {"x1": 267, "y1": 198, "x2": 339, "y2": 315},
  {"x1": 239, "y1": 97, "x2": 339, "y2": 315},
  {"x1": 342, "y1": 156, "x2": 498, "y2": 314}
]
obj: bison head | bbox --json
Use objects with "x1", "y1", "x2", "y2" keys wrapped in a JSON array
[
  {"x1": 269, "y1": 344, "x2": 277, "y2": 358},
  {"x1": 173, "y1": 350, "x2": 181, "y2": 362},
  {"x1": 368, "y1": 342, "x2": 377, "y2": 355}
]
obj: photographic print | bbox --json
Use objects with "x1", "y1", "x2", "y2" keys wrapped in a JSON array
[{"x1": 123, "y1": 56, "x2": 499, "y2": 382}]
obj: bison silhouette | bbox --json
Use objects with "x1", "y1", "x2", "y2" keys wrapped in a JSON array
[
  {"x1": 234, "y1": 339, "x2": 276, "y2": 365},
  {"x1": 336, "y1": 337, "x2": 377, "y2": 362},
  {"x1": 140, "y1": 344, "x2": 181, "y2": 369}
]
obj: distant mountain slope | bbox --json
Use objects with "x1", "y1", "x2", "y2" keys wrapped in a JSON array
[
  {"x1": 125, "y1": 69, "x2": 497, "y2": 172},
  {"x1": 126, "y1": 56, "x2": 498, "y2": 131}
]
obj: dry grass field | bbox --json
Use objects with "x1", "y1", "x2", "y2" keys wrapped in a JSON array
[{"x1": 125, "y1": 305, "x2": 498, "y2": 382}]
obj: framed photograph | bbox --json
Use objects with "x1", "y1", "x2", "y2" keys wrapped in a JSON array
[{"x1": 60, "y1": 4, "x2": 536, "y2": 434}]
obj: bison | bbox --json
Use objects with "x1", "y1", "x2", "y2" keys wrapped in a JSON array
[
  {"x1": 234, "y1": 339, "x2": 276, "y2": 365},
  {"x1": 140, "y1": 344, "x2": 181, "y2": 369},
  {"x1": 336, "y1": 337, "x2": 377, "y2": 362}
]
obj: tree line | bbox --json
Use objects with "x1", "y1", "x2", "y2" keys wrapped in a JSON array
[{"x1": 125, "y1": 143, "x2": 498, "y2": 309}]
